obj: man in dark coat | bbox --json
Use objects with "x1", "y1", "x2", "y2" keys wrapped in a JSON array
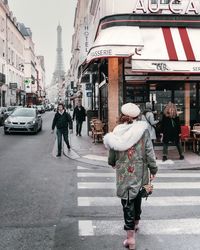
[
  {"x1": 73, "y1": 102, "x2": 86, "y2": 136},
  {"x1": 52, "y1": 103, "x2": 72, "y2": 157}
]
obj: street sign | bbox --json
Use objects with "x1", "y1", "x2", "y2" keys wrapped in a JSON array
[{"x1": 9, "y1": 82, "x2": 18, "y2": 89}]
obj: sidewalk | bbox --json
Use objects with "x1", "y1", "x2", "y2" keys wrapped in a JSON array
[{"x1": 64, "y1": 121, "x2": 200, "y2": 169}]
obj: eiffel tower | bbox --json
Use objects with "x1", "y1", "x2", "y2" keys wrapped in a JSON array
[{"x1": 51, "y1": 24, "x2": 66, "y2": 102}]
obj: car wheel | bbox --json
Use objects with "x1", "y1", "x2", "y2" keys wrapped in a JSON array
[{"x1": 4, "y1": 130, "x2": 9, "y2": 135}]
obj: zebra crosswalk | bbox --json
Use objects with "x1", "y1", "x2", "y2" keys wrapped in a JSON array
[{"x1": 76, "y1": 165, "x2": 200, "y2": 250}]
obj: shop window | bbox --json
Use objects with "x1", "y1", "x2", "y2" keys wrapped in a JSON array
[{"x1": 125, "y1": 84, "x2": 149, "y2": 105}]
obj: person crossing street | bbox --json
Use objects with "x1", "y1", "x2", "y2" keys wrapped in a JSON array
[{"x1": 52, "y1": 103, "x2": 73, "y2": 157}]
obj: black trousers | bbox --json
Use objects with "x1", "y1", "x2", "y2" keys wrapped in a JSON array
[
  {"x1": 57, "y1": 128, "x2": 70, "y2": 154},
  {"x1": 76, "y1": 120, "x2": 83, "y2": 135},
  {"x1": 121, "y1": 192, "x2": 142, "y2": 231}
]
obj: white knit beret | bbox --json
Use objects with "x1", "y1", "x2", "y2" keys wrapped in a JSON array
[{"x1": 121, "y1": 103, "x2": 141, "y2": 118}]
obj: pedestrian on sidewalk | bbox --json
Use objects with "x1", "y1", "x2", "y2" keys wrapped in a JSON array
[
  {"x1": 52, "y1": 103, "x2": 73, "y2": 157},
  {"x1": 103, "y1": 103, "x2": 158, "y2": 250},
  {"x1": 161, "y1": 102, "x2": 184, "y2": 161},
  {"x1": 142, "y1": 102, "x2": 159, "y2": 144},
  {"x1": 72, "y1": 102, "x2": 86, "y2": 136}
]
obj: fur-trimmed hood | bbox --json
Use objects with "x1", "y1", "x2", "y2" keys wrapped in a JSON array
[{"x1": 103, "y1": 121, "x2": 148, "y2": 151}]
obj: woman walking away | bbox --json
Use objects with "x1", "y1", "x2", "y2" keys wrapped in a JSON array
[
  {"x1": 142, "y1": 102, "x2": 159, "y2": 143},
  {"x1": 161, "y1": 102, "x2": 184, "y2": 161},
  {"x1": 103, "y1": 103, "x2": 158, "y2": 250}
]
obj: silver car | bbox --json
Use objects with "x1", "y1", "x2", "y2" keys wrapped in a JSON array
[{"x1": 4, "y1": 108, "x2": 42, "y2": 134}]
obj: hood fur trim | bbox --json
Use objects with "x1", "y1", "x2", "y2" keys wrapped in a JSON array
[{"x1": 103, "y1": 121, "x2": 148, "y2": 151}]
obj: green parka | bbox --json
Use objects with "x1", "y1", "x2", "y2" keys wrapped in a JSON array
[{"x1": 104, "y1": 121, "x2": 158, "y2": 200}]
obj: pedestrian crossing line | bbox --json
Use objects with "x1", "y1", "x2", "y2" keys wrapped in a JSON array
[
  {"x1": 77, "y1": 166, "x2": 91, "y2": 170},
  {"x1": 78, "y1": 196, "x2": 200, "y2": 207},
  {"x1": 77, "y1": 172, "x2": 200, "y2": 178},
  {"x1": 78, "y1": 182, "x2": 200, "y2": 189},
  {"x1": 79, "y1": 218, "x2": 200, "y2": 236}
]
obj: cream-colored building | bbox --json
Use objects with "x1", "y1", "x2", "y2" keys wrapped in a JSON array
[
  {"x1": 0, "y1": 0, "x2": 46, "y2": 107},
  {"x1": 0, "y1": 0, "x2": 7, "y2": 106},
  {"x1": 6, "y1": 11, "x2": 25, "y2": 106}
]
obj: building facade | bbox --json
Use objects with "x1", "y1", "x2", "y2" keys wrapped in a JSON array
[
  {"x1": 71, "y1": 0, "x2": 200, "y2": 131},
  {"x1": 0, "y1": 0, "x2": 25, "y2": 106},
  {"x1": 0, "y1": 0, "x2": 46, "y2": 107},
  {"x1": 0, "y1": 0, "x2": 7, "y2": 106}
]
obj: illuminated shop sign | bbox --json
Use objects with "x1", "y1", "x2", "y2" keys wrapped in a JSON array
[{"x1": 133, "y1": 0, "x2": 200, "y2": 15}]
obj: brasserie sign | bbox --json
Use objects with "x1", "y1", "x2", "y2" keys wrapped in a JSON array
[{"x1": 133, "y1": 0, "x2": 200, "y2": 15}]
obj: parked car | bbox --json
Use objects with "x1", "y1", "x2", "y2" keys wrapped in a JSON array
[
  {"x1": 4, "y1": 108, "x2": 42, "y2": 134},
  {"x1": 4, "y1": 106, "x2": 22, "y2": 119},
  {"x1": 0, "y1": 107, "x2": 7, "y2": 126},
  {"x1": 36, "y1": 105, "x2": 45, "y2": 113}
]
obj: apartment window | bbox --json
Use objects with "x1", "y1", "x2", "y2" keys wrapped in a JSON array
[
  {"x1": 151, "y1": 0, "x2": 180, "y2": 3},
  {"x1": 151, "y1": 0, "x2": 169, "y2": 3}
]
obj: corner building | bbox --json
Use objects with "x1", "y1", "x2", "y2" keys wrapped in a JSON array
[{"x1": 72, "y1": 0, "x2": 200, "y2": 131}]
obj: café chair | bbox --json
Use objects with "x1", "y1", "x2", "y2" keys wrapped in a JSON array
[{"x1": 180, "y1": 125, "x2": 195, "y2": 152}]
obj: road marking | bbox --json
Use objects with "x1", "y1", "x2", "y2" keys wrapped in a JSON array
[
  {"x1": 78, "y1": 182, "x2": 200, "y2": 189},
  {"x1": 83, "y1": 154, "x2": 108, "y2": 162},
  {"x1": 78, "y1": 220, "x2": 94, "y2": 236},
  {"x1": 78, "y1": 196, "x2": 200, "y2": 207},
  {"x1": 78, "y1": 219, "x2": 200, "y2": 236},
  {"x1": 77, "y1": 172, "x2": 200, "y2": 178},
  {"x1": 77, "y1": 166, "x2": 91, "y2": 170}
]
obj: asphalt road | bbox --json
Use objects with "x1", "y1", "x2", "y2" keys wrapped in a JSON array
[{"x1": 0, "y1": 112, "x2": 200, "y2": 250}]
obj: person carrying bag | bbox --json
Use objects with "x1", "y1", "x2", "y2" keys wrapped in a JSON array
[{"x1": 104, "y1": 103, "x2": 158, "y2": 250}]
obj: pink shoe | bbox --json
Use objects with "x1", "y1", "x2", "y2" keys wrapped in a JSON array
[{"x1": 123, "y1": 230, "x2": 135, "y2": 250}]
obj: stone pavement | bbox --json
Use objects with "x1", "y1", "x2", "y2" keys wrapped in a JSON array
[{"x1": 64, "y1": 121, "x2": 200, "y2": 169}]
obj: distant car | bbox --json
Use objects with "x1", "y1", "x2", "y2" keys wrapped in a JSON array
[
  {"x1": 4, "y1": 108, "x2": 42, "y2": 134},
  {"x1": 0, "y1": 107, "x2": 7, "y2": 126},
  {"x1": 54, "y1": 105, "x2": 58, "y2": 112},
  {"x1": 36, "y1": 105, "x2": 45, "y2": 114}
]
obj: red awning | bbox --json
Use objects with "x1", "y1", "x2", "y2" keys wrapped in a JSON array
[{"x1": 132, "y1": 27, "x2": 200, "y2": 73}]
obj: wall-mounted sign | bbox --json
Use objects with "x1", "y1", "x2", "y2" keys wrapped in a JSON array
[
  {"x1": 9, "y1": 82, "x2": 18, "y2": 89},
  {"x1": 132, "y1": 60, "x2": 200, "y2": 73},
  {"x1": 133, "y1": 0, "x2": 200, "y2": 15}
]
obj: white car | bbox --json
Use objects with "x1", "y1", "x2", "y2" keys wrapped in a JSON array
[{"x1": 4, "y1": 108, "x2": 42, "y2": 134}]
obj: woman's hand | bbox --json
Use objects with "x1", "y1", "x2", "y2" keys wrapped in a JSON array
[{"x1": 150, "y1": 174, "x2": 156, "y2": 181}]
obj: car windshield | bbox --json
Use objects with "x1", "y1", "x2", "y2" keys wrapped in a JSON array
[
  {"x1": 11, "y1": 108, "x2": 35, "y2": 117},
  {"x1": 8, "y1": 106, "x2": 17, "y2": 111}
]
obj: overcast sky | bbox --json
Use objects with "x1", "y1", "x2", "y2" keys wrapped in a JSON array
[{"x1": 9, "y1": 0, "x2": 77, "y2": 86}]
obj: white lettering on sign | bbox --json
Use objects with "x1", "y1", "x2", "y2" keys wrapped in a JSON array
[
  {"x1": 84, "y1": 25, "x2": 89, "y2": 53},
  {"x1": 91, "y1": 49, "x2": 112, "y2": 58},
  {"x1": 185, "y1": 0, "x2": 199, "y2": 14},
  {"x1": 133, "y1": 0, "x2": 200, "y2": 15},
  {"x1": 133, "y1": 0, "x2": 148, "y2": 13}
]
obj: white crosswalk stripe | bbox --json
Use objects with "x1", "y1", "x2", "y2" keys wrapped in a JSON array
[
  {"x1": 79, "y1": 218, "x2": 200, "y2": 236},
  {"x1": 78, "y1": 196, "x2": 200, "y2": 207},
  {"x1": 78, "y1": 181, "x2": 200, "y2": 189},
  {"x1": 76, "y1": 165, "x2": 200, "y2": 246}
]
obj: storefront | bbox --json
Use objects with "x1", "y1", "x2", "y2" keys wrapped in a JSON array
[{"x1": 85, "y1": 13, "x2": 200, "y2": 131}]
